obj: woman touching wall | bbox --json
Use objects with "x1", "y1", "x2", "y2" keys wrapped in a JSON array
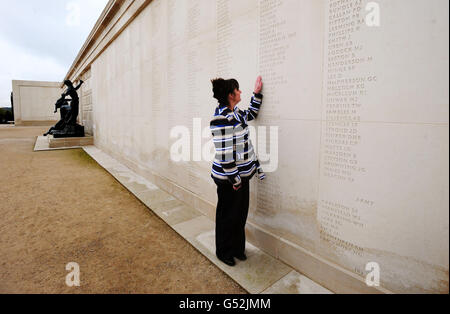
[{"x1": 210, "y1": 76, "x2": 265, "y2": 267}]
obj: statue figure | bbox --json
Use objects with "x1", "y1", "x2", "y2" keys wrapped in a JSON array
[
  {"x1": 44, "y1": 79, "x2": 85, "y2": 138},
  {"x1": 43, "y1": 94, "x2": 72, "y2": 136}
]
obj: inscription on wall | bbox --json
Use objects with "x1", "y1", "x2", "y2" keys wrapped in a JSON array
[
  {"x1": 324, "y1": 0, "x2": 373, "y2": 183},
  {"x1": 319, "y1": 0, "x2": 378, "y2": 262},
  {"x1": 216, "y1": 0, "x2": 233, "y2": 77}
]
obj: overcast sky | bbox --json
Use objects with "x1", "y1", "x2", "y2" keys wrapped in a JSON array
[{"x1": 0, "y1": 0, "x2": 109, "y2": 108}]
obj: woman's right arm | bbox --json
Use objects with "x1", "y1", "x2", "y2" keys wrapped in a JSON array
[
  {"x1": 239, "y1": 76, "x2": 263, "y2": 124},
  {"x1": 254, "y1": 76, "x2": 263, "y2": 94}
]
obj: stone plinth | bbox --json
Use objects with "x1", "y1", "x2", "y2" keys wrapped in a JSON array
[{"x1": 48, "y1": 135, "x2": 93, "y2": 149}]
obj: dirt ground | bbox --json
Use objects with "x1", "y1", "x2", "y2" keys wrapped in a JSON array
[{"x1": 0, "y1": 125, "x2": 246, "y2": 294}]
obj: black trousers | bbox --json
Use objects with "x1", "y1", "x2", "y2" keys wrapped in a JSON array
[{"x1": 215, "y1": 180, "x2": 250, "y2": 259}]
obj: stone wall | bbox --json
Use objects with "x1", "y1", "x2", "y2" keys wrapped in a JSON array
[
  {"x1": 12, "y1": 80, "x2": 61, "y2": 126},
  {"x1": 66, "y1": 0, "x2": 448, "y2": 293}
]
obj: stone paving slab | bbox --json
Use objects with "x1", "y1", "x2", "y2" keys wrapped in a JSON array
[
  {"x1": 261, "y1": 271, "x2": 333, "y2": 294},
  {"x1": 82, "y1": 145, "x2": 333, "y2": 294}
]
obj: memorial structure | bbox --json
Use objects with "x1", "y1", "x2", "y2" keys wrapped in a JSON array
[
  {"x1": 12, "y1": 80, "x2": 61, "y2": 126},
  {"x1": 62, "y1": 0, "x2": 449, "y2": 293}
]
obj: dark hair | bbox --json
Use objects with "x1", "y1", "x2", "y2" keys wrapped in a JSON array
[{"x1": 211, "y1": 78, "x2": 239, "y2": 106}]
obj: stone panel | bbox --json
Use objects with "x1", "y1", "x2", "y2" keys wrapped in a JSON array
[{"x1": 12, "y1": 80, "x2": 61, "y2": 125}]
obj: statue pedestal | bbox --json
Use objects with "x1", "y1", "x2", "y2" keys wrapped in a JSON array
[
  {"x1": 52, "y1": 124, "x2": 85, "y2": 138},
  {"x1": 48, "y1": 135, "x2": 93, "y2": 149}
]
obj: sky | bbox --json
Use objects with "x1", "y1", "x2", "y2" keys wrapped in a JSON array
[{"x1": 0, "y1": 0, "x2": 110, "y2": 108}]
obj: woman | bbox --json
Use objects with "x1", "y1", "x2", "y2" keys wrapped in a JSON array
[{"x1": 210, "y1": 76, "x2": 265, "y2": 267}]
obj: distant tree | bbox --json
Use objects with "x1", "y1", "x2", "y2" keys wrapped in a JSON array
[
  {"x1": 0, "y1": 108, "x2": 13, "y2": 124},
  {"x1": 0, "y1": 108, "x2": 6, "y2": 124}
]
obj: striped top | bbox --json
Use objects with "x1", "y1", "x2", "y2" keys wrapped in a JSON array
[{"x1": 210, "y1": 93, "x2": 266, "y2": 187}]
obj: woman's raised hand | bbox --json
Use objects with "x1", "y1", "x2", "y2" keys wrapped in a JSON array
[{"x1": 254, "y1": 76, "x2": 263, "y2": 94}]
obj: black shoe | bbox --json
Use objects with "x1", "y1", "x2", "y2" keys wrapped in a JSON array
[
  {"x1": 234, "y1": 253, "x2": 247, "y2": 261},
  {"x1": 217, "y1": 256, "x2": 235, "y2": 267}
]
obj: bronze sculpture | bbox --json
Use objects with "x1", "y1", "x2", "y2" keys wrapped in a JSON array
[{"x1": 44, "y1": 80, "x2": 85, "y2": 138}]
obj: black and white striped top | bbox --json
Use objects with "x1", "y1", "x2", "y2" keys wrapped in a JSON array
[{"x1": 210, "y1": 93, "x2": 266, "y2": 187}]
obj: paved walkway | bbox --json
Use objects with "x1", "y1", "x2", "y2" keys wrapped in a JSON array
[{"x1": 81, "y1": 145, "x2": 332, "y2": 294}]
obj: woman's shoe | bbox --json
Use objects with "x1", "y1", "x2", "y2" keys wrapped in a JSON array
[
  {"x1": 234, "y1": 253, "x2": 247, "y2": 261},
  {"x1": 217, "y1": 256, "x2": 236, "y2": 267}
]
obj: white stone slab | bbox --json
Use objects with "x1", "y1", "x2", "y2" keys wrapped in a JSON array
[
  {"x1": 12, "y1": 80, "x2": 61, "y2": 125},
  {"x1": 262, "y1": 271, "x2": 333, "y2": 294},
  {"x1": 33, "y1": 136, "x2": 82, "y2": 151}
]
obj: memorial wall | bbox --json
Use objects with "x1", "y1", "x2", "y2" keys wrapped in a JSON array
[
  {"x1": 12, "y1": 80, "x2": 61, "y2": 125},
  {"x1": 83, "y1": 0, "x2": 448, "y2": 293}
]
